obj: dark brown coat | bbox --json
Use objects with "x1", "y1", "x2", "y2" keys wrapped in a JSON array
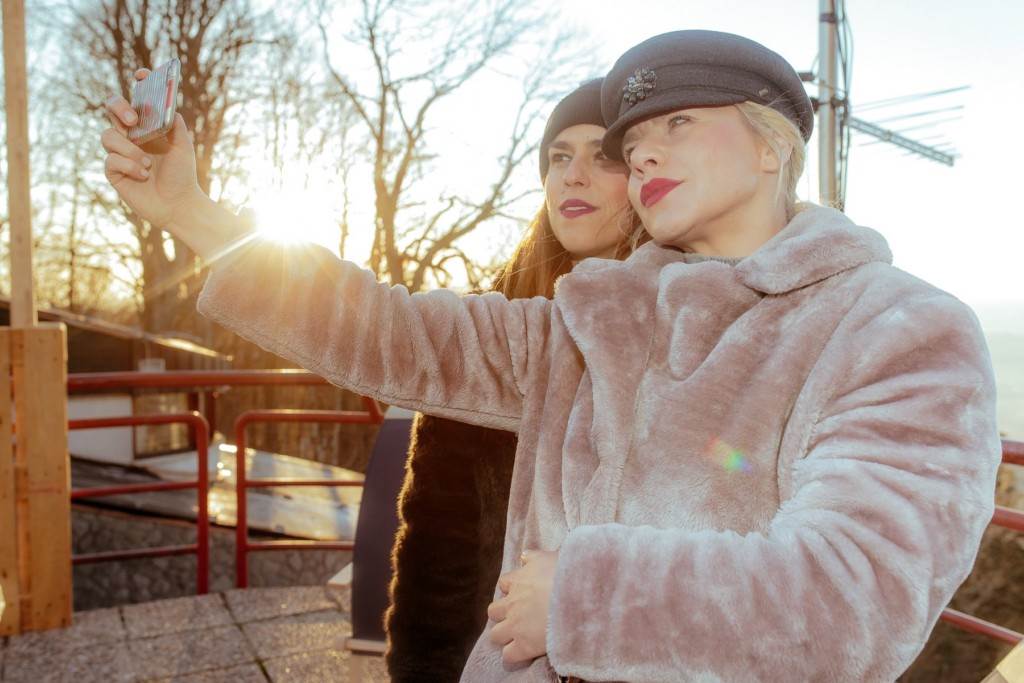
[{"x1": 383, "y1": 413, "x2": 516, "y2": 682}]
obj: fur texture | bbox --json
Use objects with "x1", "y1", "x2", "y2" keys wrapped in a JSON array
[
  {"x1": 197, "y1": 205, "x2": 1001, "y2": 682},
  {"x1": 385, "y1": 413, "x2": 516, "y2": 682}
]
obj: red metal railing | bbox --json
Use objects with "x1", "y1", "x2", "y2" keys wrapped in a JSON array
[
  {"x1": 233, "y1": 405, "x2": 384, "y2": 588},
  {"x1": 67, "y1": 370, "x2": 380, "y2": 595},
  {"x1": 938, "y1": 439, "x2": 1024, "y2": 644},
  {"x1": 68, "y1": 370, "x2": 338, "y2": 451},
  {"x1": 64, "y1": 372, "x2": 1024, "y2": 645},
  {"x1": 68, "y1": 412, "x2": 210, "y2": 594}
]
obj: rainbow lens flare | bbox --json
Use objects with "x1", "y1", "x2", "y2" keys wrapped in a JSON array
[{"x1": 707, "y1": 436, "x2": 753, "y2": 473}]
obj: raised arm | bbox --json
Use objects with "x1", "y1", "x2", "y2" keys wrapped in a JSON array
[
  {"x1": 545, "y1": 293, "x2": 1001, "y2": 682},
  {"x1": 196, "y1": 231, "x2": 549, "y2": 431},
  {"x1": 101, "y1": 83, "x2": 546, "y2": 430}
]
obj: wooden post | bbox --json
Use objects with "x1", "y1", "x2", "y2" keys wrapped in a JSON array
[
  {"x1": 0, "y1": 0, "x2": 70, "y2": 635},
  {"x1": 0, "y1": 325, "x2": 72, "y2": 635},
  {"x1": 0, "y1": 325, "x2": 71, "y2": 635},
  {"x1": 0, "y1": 330, "x2": 17, "y2": 635},
  {"x1": 3, "y1": 0, "x2": 38, "y2": 328},
  {"x1": 983, "y1": 641, "x2": 1024, "y2": 683}
]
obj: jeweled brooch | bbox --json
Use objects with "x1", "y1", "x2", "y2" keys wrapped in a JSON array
[{"x1": 622, "y1": 67, "x2": 657, "y2": 106}]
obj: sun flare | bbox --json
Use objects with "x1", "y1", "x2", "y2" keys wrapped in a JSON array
[{"x1": 248, "y1": 188, "x2": 340, "y2": 249}]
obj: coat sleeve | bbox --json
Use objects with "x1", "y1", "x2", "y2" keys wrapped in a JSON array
[
  {"x1": 546, "y1": 293, "x2": 1002, "y2": 683},
  {"x1": 196, "y1": 238, "x2": 551, "y2": 431},
  {"x1": 385, "y1": 414, "x2": 516, "y2": 682}
]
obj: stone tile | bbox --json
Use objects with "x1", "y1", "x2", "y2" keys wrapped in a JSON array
[
  {"x1": 262, "y1": 649, "x2": 348, "y2": 683},
  {"x1": 129, "y1": 625, "x2": 255, "y2": 681},
  {"x1": 326, "y1": 584, "x2": 350, "y2": 611},
  {"x1": 3, "y1": 639, "x2": 137, "y2": 683},
  {"x1": 359, "y1": 654, "x2": 391, "y2": 682},
  {"x1": 224, "y1": 586, "x2": 342, "y2": 624},
  {"x1": 263, "y1": 650, "x2": 390, "y2": 683},
  {"x1": 150, "y1": 662, "x2": 268, "y2": 682},
  {"x1": 241, "y1": 610, "x2": 350, "y2": 660},
  {"x1": 5, "y1": 607, "x2": 125, "y2": 661},
  {"x1": 122, "y1": 594, "x2": 232, "y2": 639}
]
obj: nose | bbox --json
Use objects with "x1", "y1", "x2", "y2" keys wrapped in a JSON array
[
  {"x1": 563, "y1": 155, "x2": 589, "y2": 187},
  {"x1": 629, "y1": 139, "x2": 663, "y2": 177}
]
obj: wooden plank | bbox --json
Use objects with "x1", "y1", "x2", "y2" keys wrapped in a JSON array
[
  {"x1": 2, "y1": 0, "x2": 37, "y2": 328},
  {"x1": 996, "y1": 641, "x2": 1024, "y2": 683},
  {"x1": 11, "y1": 324, "x2": 70, "y2": 630},
  {"x1": 0, "y1": 329, "x2": 19, "y2": 636}
]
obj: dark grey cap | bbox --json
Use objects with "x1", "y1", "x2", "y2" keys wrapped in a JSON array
[
  {"x1": 601, "y1": 30, "x2": 813, "y2": 160},
  {"x1": 539, "y1": 78, "x2": 605, "y2": 179}
]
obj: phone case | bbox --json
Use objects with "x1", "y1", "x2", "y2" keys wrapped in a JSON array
[{"x1": 129, "y1": 58, "x2": 180, "y2": 146}]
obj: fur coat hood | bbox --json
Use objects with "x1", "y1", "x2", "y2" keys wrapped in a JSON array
[{"x1": 197, "y1": 205, "x2": 1000, "y2": 682}]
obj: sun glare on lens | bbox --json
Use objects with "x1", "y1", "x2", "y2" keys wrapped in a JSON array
[{"x1": 249, "y1": 189, "x2": 339, "y2": 247}]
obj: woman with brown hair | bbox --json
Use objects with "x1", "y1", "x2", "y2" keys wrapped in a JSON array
[{"x1": 385, "y1": 78, "x2": 645, "y2": 682}]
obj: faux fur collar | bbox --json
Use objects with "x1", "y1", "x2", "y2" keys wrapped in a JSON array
[
  {"x1": 564, "y1": 204, "x2": 893, "y2": 293},
  {"x1": 556, "y1": 204, "x2": 893, "y2": 310},
  {"x1": 552, "y1": 205, "x2": 893, "y2": 409}
]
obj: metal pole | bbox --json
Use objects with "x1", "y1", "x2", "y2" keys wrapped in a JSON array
[
  {"x1": 818, "y1": 0, "x2": 839, "y2": 207},
  {"x1": 2, "y1": 0, "x2": 37, "y2": 327}
]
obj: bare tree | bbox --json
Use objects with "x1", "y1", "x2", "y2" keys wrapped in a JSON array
[
  {"x1": 316, "y1": 0, "x2": 588, "y2": 290},
  {"x1": 58, "y1": 0, "x2": 292, "y2": 333}
]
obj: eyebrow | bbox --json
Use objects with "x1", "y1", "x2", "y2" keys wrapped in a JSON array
[{"x1": 549, "y1": 139, "x2": 603, "y2": 152}]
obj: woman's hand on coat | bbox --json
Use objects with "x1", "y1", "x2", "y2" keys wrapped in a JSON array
[{"x1": 487, "y1": 549, "x2": 559, "y2": 667}]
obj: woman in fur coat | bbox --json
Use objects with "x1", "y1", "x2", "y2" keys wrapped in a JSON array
[
  {"x1": 101, "y1": 30, "x2": 1000, "y2": 683},
  {"x1": 385, "y1": 79, "x2": 646, "y2": 682}
]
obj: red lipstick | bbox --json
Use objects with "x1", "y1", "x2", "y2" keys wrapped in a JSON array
[
  {"x1": 559, "y1": 198, "x2": 597, "y2": 218},
  {"x1": 640, "y1": 178, "x2": 682, "y2": 208}
]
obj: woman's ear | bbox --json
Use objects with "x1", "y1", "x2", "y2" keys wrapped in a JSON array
[{"x1": 759, "y1": 136, "x2": 789, "y2": 175}]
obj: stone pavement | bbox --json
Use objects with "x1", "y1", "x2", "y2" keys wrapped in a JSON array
[{"x1": 0, "y1": 586, "x2": 390, "y2": 682}]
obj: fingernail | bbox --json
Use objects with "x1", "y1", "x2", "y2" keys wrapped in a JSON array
[
  {"x1": 125, "y1": 111, "x2": 137, "y2": 123},
  {"x1": 142, "y1": 156, "x2": 152, "y2": 168},
  {"x1": 140, "y1": 169, "x2": 149, "y2": 178}
]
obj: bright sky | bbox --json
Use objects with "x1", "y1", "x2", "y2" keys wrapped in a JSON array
[
  {"x1": 258, "y1": 0, "x2": 1023, "y2": 315},
  {"x1": 564, "y1": 0, "x2": 1023, "y2": 312}
]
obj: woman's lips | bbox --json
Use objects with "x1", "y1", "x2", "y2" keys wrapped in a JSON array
[
  {"x1": 559, "y1": 199, "x2": 597, "y2": 218},
  {"x1": 640, "y1": 178, "x2": 683, "y2": 208}
]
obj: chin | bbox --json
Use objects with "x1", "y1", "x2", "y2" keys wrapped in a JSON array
[{"x1": 643, "y1": 215, "x2": 691, "y2": 247}]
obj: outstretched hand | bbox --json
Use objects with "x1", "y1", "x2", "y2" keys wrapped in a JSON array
[
  {"x1": 101, "y1": 68, "x2": 202, "y2": 232},
  {"x1": 487, "y1": 548, "x2": 559, "y2": 667}
]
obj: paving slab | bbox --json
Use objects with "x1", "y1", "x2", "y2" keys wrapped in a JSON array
[
  {"x1": 122, "y1": 594, "x2": 233, "y2": 639},
  {"x1": 129, "y1": 625, "x2": 254, "y2": 681},
  {"x1": 262, "y1": 649, "x2": 349, "y2": 682},
  {"x1": 3, "y1": 639, "x2": 137, "y2": 683},
  {"x1": 224, "y1": 586, "x2": 341, "y2": 624},
  {"x1": 241, "y1": 609, "x2": 351, "y2": 660},
  {"x1": 4, "y1": 607, "x2": 125, "y2": 661},
  {"x1": 150, "y1": 662, "x2": 268, "y2": 683}
]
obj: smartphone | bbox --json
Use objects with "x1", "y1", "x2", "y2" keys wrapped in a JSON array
[{"x1": 128, "y1": 58, "x2": 180, "y2": 147}]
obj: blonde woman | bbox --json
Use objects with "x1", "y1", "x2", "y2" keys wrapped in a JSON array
[
  {"x1": 386, "y1": 79, "x2": 645, "y2": 682},
  {"x1": 100, "y1": 30, "x2": 999, "y2": 682}
]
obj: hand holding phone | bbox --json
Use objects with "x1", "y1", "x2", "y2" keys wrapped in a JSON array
[
  {"x1": 102, "y1": 60, "x2": 202, "y2": 234},
  {"x1": 129, "y1": 58, "x2": 180, "y2": 147}
]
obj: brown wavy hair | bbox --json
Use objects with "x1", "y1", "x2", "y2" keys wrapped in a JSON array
[{"x1": 492, "y1": 202, "x2": 648, "y2": 300}]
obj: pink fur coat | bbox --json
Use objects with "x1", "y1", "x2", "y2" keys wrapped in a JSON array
[{"x1": 197, "y1": 204, "x2": 1000, "y2": 682}]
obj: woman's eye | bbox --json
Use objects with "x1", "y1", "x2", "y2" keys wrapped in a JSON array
[
  {"x1": 550, "y1": 152, "x2": 571, "y2": 164},
  {"x1": 623, "y1": 146, "x2": 635, "y2": 164},
  {"x1": 668, "y1": 114, "x2": 691, "y2": 128}
]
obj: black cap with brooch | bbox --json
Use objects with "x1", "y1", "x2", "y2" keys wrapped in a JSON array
[
  {"x1": 600, "y1": 30, "x2": 814, "y2": 160},
  {"x1": 539, "y1": 78, "x2": 606, "y2": 180}
]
